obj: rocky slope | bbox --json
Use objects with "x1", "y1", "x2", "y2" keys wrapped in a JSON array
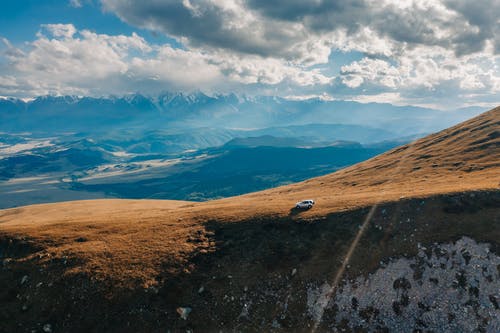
[{"x1": 0, "y1": 107, "x2": 498, "y2": 332}]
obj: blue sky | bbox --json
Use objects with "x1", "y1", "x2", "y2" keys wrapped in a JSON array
[
  {"x1": 0, "y1": 1, "x2": 181, "y2": 47},
  {"x1": 0, "y1": 0, "x2": 499, "y2": 109}
]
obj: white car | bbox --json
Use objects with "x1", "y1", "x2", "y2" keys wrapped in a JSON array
[{"x1": 295, "y1": 199, "x2": 315, "y2": 209}]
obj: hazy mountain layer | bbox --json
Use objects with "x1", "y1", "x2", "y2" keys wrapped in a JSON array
[
  {"x1": 0, "y1": 94, "x2": 485, "y2": 135},
  {"x1": 0, "y1": 133, "x2": 405, "y2": 208}
]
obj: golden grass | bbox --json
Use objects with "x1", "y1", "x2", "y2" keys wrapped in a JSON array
[{"x1": 0, "y1": 107, "x2": 498, "y2": 286}]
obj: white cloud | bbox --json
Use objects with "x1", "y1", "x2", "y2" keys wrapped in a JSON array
[
  {"x1": 69, "y1": 0, "x2": 83, "y2": 8},
  {"x1": 209, "y1": 51, "x2": 331, "y2": 86},
  {"x1": 341, "y1": 58, "x2": 401, "y2": 88},
  {"x1": 348, "y1": 92, "x2": 403, "y2": 105},
  {"x1": 338, "y1": 45, "x2": 500, "y2": 102},
  {"x1": 284, "y1": 93, "x2": 335, "y2": 101},
  {"x1": 41, "y1": 24, "x2": 77, "y2": 39},
  {"x1": 0, "y1": 24, "x2": 332, "y2": 97}
]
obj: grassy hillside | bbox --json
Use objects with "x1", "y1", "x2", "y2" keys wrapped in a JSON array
[{"x1": 0, "y1": 107, "x2": 498, "y2": 332}]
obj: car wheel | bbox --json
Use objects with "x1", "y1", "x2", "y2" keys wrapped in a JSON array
[{"x1": 307, "y1": 204, "x2": 312, "y2": 209}]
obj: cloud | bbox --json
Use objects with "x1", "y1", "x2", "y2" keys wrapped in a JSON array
[
  {"x1": 69, "y1": 0, "x2": 83, "y2": 8},
  {"x1": 1, "y1": 37, "x2": 25, "y2": 58},
  {"x1": 0, "y1": 24, "x2": 331, "y2": 97},
  {"x1": 341, "y1": 58, "x2": 401, "y2": 88},
  {"x1": 95, "y1": 0, "x2": 500, "y2": 108},
  {"x1": 443, "y1": 0, "x2": 500, "y2": 55},
  {"x1": 101, "y1": 0, "x2": 330, "y2": 64},
  {"x1": 0, "y1": 0, "x2": 499, "y2": 109},
  {"x1": 40, "y1": 24, "x2": 78, "y2": 39},
  {"x1": 101, "y1": 0, "x2": 500, "y2": 60}
]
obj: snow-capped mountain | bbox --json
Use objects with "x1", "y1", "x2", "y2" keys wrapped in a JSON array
[{"x1": 0, "y1": 93, "x2": 486, "y2": 134}]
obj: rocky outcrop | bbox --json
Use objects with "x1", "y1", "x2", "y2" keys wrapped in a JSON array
[{"x1": 308, "y1": 237, "x2": 500, "y2": 332}]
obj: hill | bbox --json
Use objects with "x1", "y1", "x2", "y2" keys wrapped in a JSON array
[{"x1": 0, "y1": 107, "x2": 498, "y2": 332}]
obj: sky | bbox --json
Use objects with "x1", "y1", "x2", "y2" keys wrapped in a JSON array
[{"x1": 0, "y1": 0, "x2": 499, "y2": 109}]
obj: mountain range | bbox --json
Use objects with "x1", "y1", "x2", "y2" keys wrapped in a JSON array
[
  {"x1": 0, "y1": 94, "x2": 487, "y2": 209},
  {"x1": 0, "y1": 93, "x2": 485, "y2": 135}
]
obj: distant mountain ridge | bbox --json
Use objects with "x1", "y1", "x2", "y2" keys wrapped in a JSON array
[
  {"x1": 223, "y1": 135, "x2": 310, "y2": 148},
  {"x1": 0, "y1": 93, "x2": 486, "y2": 135}
]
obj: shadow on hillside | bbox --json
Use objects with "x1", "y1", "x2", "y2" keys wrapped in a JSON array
[
  {"x1": 154, "y1": 190, "x2": 500, "y2": 330},
  {"x1": 288, "y1": 206, "x2": 308, "y2": 216},
  {"x1": 168, "y1": 189, "x2": 500, "y2": 289},
  {"x1": 1, "y1": 190, "x2": 498, "y2": 333}
]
